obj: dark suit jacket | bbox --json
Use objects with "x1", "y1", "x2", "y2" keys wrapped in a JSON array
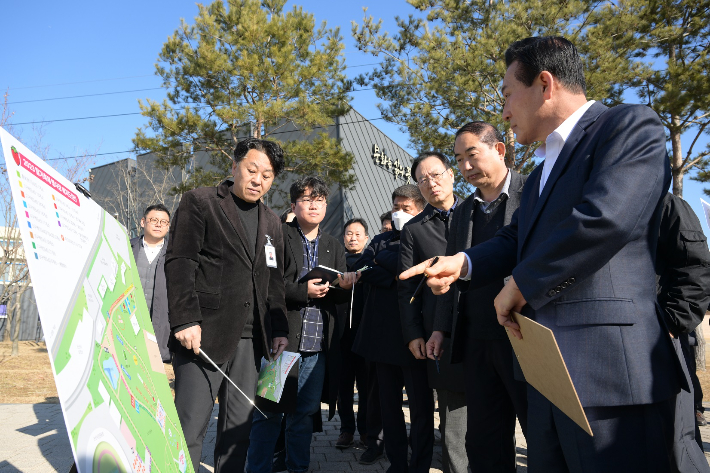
[
  {"x1": 463, "y1": 103, "x2": 686, "y2": 408},
  {"x1": 398, "y1": 203, "x2": 465, "y2": 391},
  {"x1": 282, "y1": 220, "x2": 348, "y2": 420},
  {"x1": 434, "y1": 170, "x2": 527, "y2": 364},
  {"x1": 656, "y1": 192, "x2": 710, "y2": 336},
  {"x1": 352, "y1": 231, "x2": 413, "y2": 367},
  {"x1": 130, "y1": 235, "x2": 171, "y2": 362},
  {"x1": 165, "y1": 179, "x2": 288, "y2": 364}
]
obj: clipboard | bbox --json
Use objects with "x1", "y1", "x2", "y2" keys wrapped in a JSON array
[
  {"x1": 297, "y1": 265, "x2": 342, "y2": 284},
  {"x1": 507, "y1": 311, "x2": 593, "y2": 436},
  {"x1": 254, "y1": 357, "x2": 300, "y2": 414}
]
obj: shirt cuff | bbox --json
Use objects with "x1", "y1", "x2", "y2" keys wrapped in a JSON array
[{"x1": 459, "y1": 252, "x2": 472, "y2": 281}]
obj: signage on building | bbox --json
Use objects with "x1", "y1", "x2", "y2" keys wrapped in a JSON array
[{"x1": 371, "y1": 144, "x2": 411, "y2": 182}]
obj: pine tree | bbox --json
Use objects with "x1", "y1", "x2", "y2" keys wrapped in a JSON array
[
  {"x1": 134, "y1": 0, "x2": 355, "y2": 194},
  {"x1": 351, "y1": 1, "x2": 640, "y2": 192}
]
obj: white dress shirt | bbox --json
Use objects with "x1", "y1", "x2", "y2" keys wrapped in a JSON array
[
  {"x1": 459, "y1": 100, "x2": 595, "y2": 280},
  {"x1": 142, "y1": 237, "x2": 164, "y2": 264}
]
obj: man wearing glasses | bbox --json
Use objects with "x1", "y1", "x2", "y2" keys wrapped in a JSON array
[
  {"x1": 130, "y1": 204, "x2": 172, "y2": 363},
  {"x1": 398, "y1": 153, "x2": 468, "y2": 473},
  {"x1": 247, "y1": 176, "x2": 359, "y2": 473}
]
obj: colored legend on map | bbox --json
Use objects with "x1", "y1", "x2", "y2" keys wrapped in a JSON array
[{"x1": 16, "y1": 169, "x2": 39, "y2": 261}]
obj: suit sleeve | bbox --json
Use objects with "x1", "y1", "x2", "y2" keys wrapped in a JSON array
[
  {"x1": 356, "y1": 235, "x2": 397, "y2": 288},
  {"x1": 509, "y1": 106, "x2": 670, "y2": 309},
  {"x1": 464, "y1": 208, "x2": 520, "y2": 289},
  {"x1": 283, "y1": 227, "x2": 309, "y2": 306},
  {"x1": 657, "y1": 195, "x2": 710, "y2": 336},
  {"x1": 268, "y1": 219, "x2": 288, "y2": 339},
  {"x1": 165, "y1": 191, "x2": 206, "y2": 329},
  {"x1": 398, "y1": 224, "x2": 425, "y2": 343}
]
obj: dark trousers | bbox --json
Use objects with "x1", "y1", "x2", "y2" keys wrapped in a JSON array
[
  {"x1": 173, "y1": 338, "x2": 261, "y2": 473},
  {"x1": 338, "y1": 327, "x2": 369, "y2": 436},
  {"x1": 464, "y1": 338, "x2": 528, "y2": 473},
  {"x1": 376, "y1": 360, "x2": 434, "y2": 473},
  {"x1": 365, "y1": 361, "x2": 384, "y2": 449},
  {"x1": 527, "y1": 385, "x2": 677, "y2": 473}
]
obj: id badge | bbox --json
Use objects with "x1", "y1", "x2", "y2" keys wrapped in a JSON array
[{"x1": 265, "y1": 235, "x2": 277, "y2": 268}]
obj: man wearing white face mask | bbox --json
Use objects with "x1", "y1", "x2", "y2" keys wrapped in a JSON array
[{"x1": 352, "y1": 184, "x2": 430, "y2": 472}]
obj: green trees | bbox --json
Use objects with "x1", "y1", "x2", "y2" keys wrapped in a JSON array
[
  {"x1": 598, "y1": 0, "x2": 710, "y2": 197},
  {"x1": 134, "y1": 0, "x2": 355, "y2": 194}
]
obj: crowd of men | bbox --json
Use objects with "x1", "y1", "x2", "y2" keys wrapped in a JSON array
[{"x1": 130, "y1": 36, "x2": 710, "y2": 473}]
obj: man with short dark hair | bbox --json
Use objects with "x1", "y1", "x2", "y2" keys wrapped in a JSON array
[
  {"x1": 428, "y1": 122, "x2": 528, "y2": 473},
  {"x1": 402, "y1": 37, "x2": 683, "y2": 471},
  {"x1": 353, "y1": 184, "x2": 431, "y2": 471},
  {"x1": 167, "y1": 137, "x2": 289, "y2": 473},
  {"x1": 130, "y1": 204, "x2": 172, "y2": 362},
  {"x1": 336, "y1": 218, "x2": 371, "y2": 449},
  {"x1": 247, "y1": 176, "x2": 359, "y2": 473},
  {"x1": 379, "y1": 211, "x2": 392, "y2": 233},
  {"x1": 398, "y1": 152, "x2": 469, "y2": 473}
]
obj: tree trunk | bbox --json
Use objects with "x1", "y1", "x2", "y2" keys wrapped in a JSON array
[
  {"x1": 505, "y1": 128, "x2": 515, "y2": 168},
  {"x1": 670, "y1": 123, "x2": 683, "y2": 198},
  {"x1": 10, "y1": 291, "x2": 20, "y2": 356}
]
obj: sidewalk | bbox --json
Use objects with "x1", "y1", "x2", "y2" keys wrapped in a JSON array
[{"x1": 1, "y1": 401, "x2": 708, "y2": 472}]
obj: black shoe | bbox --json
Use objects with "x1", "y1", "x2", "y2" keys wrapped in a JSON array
[
  {"x1": 336, "y1": 432, "x2": 354, "y2": 449},
  {"x1": 696, "y1": 411, "x2": 707, "y2": 427},
  {"x1": 359, "y1": 446, "x2": 385, "y2": 465}
]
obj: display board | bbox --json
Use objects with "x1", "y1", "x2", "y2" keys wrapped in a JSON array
[{"x1": 0, "y1": 127, "x2": 193, "y2": 473}]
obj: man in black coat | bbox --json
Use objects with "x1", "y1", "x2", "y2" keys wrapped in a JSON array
[
  {"x1": 247, "y1": 176, "x2": 358, "y2": 473},
  {"x1": 336, "y1": 218, "x2": 372, "y2": 449},
  {"x1": 353, "y1": 184, "x2": 430, "y2": 473},
  {"x1": 166, "y1": 138, "x2": 289, "y2": 473},
  {"x1": 398, "y1": 152, "x2": 468, "y2": 473},
  {"x1": 656, "y1": 192, "x2": 710, "y2": 472},
  {"x1": 130, "y1": 203, "x2": 171, "y2": 363},
  {"x1": 428, "y1": 122, "x2": 528, "y2": 473}
]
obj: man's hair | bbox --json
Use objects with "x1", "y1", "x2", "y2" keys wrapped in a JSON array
[
  {"x1": 143, "y1": 203, "x2": 171, "y2": 219},
  {"x1": 344, "y1": 218, "x2": 369, "y2": 236},
  {"x1": 392, "y1": 184, "x2": 426, "y2": 210},
  {"x1": 233, "y1": 137, "x2": 285, "y2": 176},
  {"x1": 280, "y1": 208, "x2": 294, "y2": 224},
  {"x1": 410, "y1": 152, "x2": 451, "y2": 181},
  {"x1": 380, "y1": 211, "x2": 392, "y2": 224},
  {"x1": 505, "y1": 36, "x2": 586, "y2": 95},
  {"x1": 290, "y1": 176, "x2": 330, "y2": 204},
  {"x1": 454, "y1": 121, "x2": 505, "y2": 147}
]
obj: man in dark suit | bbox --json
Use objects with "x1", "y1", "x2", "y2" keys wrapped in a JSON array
[
  {"x1": 130, "y1": 203, "x2": 172, "y2": 363},
  {"x1": 427, "y1": 122, "x2": 528, "y2": 473},
  {"x1": 402, "y1": 37, "x2": 685, "y2": 471},
  {"x1": 247, "y1": 176, "x2": 358, "y2": 473},
  {"x1": 166, "y1": 138, "x2": 289, "y2": 473},
  {"x1": 397, "y1": 152, "x2": 468, "y2": 473},
  {"x1": 353, "y1": 184, "x2": 431, "y2": 472}
]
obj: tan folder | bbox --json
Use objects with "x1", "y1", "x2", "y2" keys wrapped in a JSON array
[{"x1": 507, "y1": 311, "x2": 593, "y2": 436}]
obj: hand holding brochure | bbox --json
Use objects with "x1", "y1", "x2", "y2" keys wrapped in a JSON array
[{"x1": 257, "y1": 351, "x2": 301, "y2": 403}]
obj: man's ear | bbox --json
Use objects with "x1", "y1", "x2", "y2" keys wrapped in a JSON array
[
  {"x1": 539, "y1": 71, "x2": 554, "y2": 99},
  {"x1": 495, "y1": 141, "x2": 506, "y2": 159},
  {"x1": 140, "y1": 218, "x2": 146, "y2": 229}
]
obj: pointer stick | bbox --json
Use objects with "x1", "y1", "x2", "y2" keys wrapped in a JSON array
[{"x1": 198, "y1": 349, "x2": 266, "y2": 417}]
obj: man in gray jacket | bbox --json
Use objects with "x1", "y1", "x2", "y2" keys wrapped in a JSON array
[{"x1": 130, "y1": 203, "x2": 171, "y2": 362}]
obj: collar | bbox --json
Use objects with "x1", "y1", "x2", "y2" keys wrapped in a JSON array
[
  {"x1": 142, "y1": 236, "x2": 164, "y2": 250},
  {"x1": 432, "y1": 194, "x2": 460, "y2": 217},
  {"x1": 296, "y1": 220, "x2": 321, "y2": 243},
  {"x1": 534, "y1": 100, "x2": 596, "y2": 159},
  {"x1": 473, "y1": 168, "x2": 512, "y2": 204}
]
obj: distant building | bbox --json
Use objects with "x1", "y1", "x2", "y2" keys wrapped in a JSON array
[{"x1": 89, "y1": 108, "x2": 415, "y2": 240}]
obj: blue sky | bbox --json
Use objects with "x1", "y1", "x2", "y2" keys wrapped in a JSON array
[{"x1": 2, "y1": 0, "x2": 710, "y2": 232}]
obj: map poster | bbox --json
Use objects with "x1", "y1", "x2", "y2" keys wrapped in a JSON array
[
  {"x1": 0, "y1": 127, "x2": 194, "y2": 473},
  {"x1": 256, "y1": 351, "x2": 300, "y2": 403}
]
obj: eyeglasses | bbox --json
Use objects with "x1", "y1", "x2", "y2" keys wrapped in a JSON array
[
  {"x1": 416, "y1": 169, "x2": 449, "y2": 188},
  {"x1": 147, "y1": 217, "x2": 170, "y2": 226},
  {"x1": 345, "y1": 232, "x2": 365, "y2": 238},
  {"x1": 296, "y1": 197, "x2": 327, "y2": 208}
]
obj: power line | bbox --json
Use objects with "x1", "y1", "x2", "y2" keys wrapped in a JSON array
[
  {"x1": 7, "y1": 88, "x2": 164, "y2": 105},
  {"x1": 8, "y1": 74, "x2": 157, "y2": 90},
  {"x1": 48, "y1": 115, "x2": 388, "y2": 160}
]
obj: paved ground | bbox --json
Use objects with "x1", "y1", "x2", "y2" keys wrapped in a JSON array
[{"x1": 0, "y1": 402, "x2": 708, "y2": 472}]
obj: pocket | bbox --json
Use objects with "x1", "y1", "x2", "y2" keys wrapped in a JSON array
[
  {"x1": 196, "y1": 290, "x2": 221, "y2": 309},
  {"x1": 554, "y1": 298, "x2": 635, "y2": 326},
  {"x1": 680, "y1": 230, "x2": 708, "y2": 264}
]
